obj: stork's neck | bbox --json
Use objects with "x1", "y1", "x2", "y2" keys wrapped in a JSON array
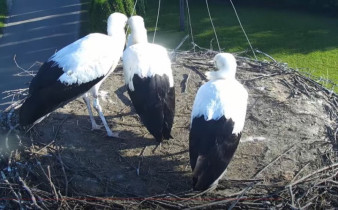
[
  {"x1": 108, "y1": 27, "x2": 125, "y2": 38},
  {"x1": 206, "y1": 68, "x2": 236, "y2": 81},
  {"x1": 129, "y1": 27, "x2": 148, "y2": 45}
]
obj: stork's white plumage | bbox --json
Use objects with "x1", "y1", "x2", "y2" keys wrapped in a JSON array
[
  {"x1": 189, "y1": 53, "x2": 248, "y2": 191},
  {"x1": 126, "y1": 16, "x2": 148, "y2": 48},
  {"x1": 19, "y1": 12, "x2": 128, "y2": 137},
  {"x1": 123, "y1": 16, "x2": 175, "y2": 142},
  {"x1": 123, "y1": 43, "x2": 174, "y2": 91}
]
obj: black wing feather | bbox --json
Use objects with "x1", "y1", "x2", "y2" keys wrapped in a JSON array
[
  {"x1": 29, "y1": 61, "x2": 64, "y2": 94},
  {"x1": 19, "y1": 61, "x2": 104, "y2": 125},
  {"x1": 127, "y1": 74, "x2": 175, "y2": 142},
  {"x1": 189, "y1": 116, "x2": 241, "y2": 191}
]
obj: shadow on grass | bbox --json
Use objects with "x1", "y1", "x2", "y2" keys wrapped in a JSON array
[
  {"x1": 144, "y1": 0, "x2": 338, "y2": 83},
  {"x1": 146, "y1": 0, "x2": 338, "y2": 54}
]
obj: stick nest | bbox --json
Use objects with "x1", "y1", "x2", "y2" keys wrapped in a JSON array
[{"x1": 0, "y1": 50, "x2": 337, "y2": 209}]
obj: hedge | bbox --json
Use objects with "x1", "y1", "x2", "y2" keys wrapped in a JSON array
[{"x1": 88, "y1": 0, "x2": 146, "y2": 33}]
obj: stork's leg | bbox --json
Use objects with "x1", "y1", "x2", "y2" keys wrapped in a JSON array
[
  {"x1": 152, "y1": 143, "x2": 162, "y2": 153},
  {"x1": 83, "y1": 93, "x2": 102, "y2": 130},
  {"x1": 91, "y1": 86, "x2": 119, "y2": 138}
]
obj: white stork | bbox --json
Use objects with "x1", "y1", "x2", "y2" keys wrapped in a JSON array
[
  {"x1": 19, "y1": 12, "x2": 128, "y2": 137},
  {"x1": 189, "y1": 53, "x2": 248, "y2": 191},
  {"x1": 122, "y1": 16, "x2": 175, "y2": 142}
]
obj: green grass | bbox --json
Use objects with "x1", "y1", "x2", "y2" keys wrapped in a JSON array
[
  {"x1": 144, "y1": 0, "x2": 338, "y2": 91},
  {"x1": 0, "y1": 0, "x2": 7, "y2": 34}
]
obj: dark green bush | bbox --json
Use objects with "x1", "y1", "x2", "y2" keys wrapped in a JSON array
[
  {"x1": 0, "y1": 0, "x2": 7, "y2": 34},
  {"x1": 88, "y1": 0, "x2": 146, "y2": 33}
]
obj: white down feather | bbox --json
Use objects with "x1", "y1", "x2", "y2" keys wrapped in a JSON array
[
  {"x1": 191, "y1": 53, "x2": 248, "y2": 134},
  {"x1": 50, "y1": 33, "x2": 125, "y2": 85},
  {"x1": 122, "y1": 43, "x2": 174, "y2": 91}
]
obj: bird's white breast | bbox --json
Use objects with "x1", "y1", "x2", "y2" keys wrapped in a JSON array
[
  {"x1": 50, "y1": 33, "x2": 125, "y2": 85},
  {"x1": 123, "y1": 43, "x2": 174, "y2": 91},
  {"x1": 191, "y1": 79, "x2": 248, "y2": 134}
]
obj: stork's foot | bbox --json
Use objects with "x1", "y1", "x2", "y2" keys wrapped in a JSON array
[
  {"x1": 91, "y1": 123, "x2": 103, "y2": 130},
  {"x1": 107, "y1": 131, "x2": 119, "y2": 138},
  {"x1": 152, "y1": 143, "x2": 162, "y2": 153}
]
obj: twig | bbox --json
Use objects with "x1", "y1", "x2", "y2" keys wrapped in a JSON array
[
  {"x1": 253, "y1": 144, "x2": 296, "y2": 178},
  {"x1": 46, "y1": 165, "x2": 59, "y2": 201},
  {"x1": 288, "y1": 185, "x2": 295, "y2": 208},
  {"x1": 326, "y1": 180, "x2": 338, "y2": 185},
  {"x1": 286, "y1": 203, "x2": 298, "y2": 210},
  {"x1": 145, "y1": 199, "x2": 184, "y2": 209},
  {"x1": 243, "y1": 73, "x2": 280, "y2": 82},
  {"x1": 313, "y1": 170, "x2": 338, "y2": 187},
  {"x1": 17, "y1": 176, "x2": 43, "y2": 210},
  {"x1": 35, "y1": 158, "x2": 59, "y2": 202},
  {"x1": 3, "y1": 99, "x2": 24, "y2": 112},
  {"x1": 65, "y1": 197, "x2": 114, "y2": 209},
  {"x1": 226, "y1": 178, "x2": 264, "y2": 182},
  {"x1": 57, "y1": 151, "x2": 68, "y2": 196},
  {"x1": 1, "y1": 171, "x2": 22, "y2": 208},
  {"x1": 287, "y1": 162, "x2": 338, "y2": 187},
  {"x1": 228, "y1": 182, "x2": 256, "y2": 210},
  {"x1": 293, "y1": 76, "x2": 312, "y2": 98},
  {"x1": 84, "y1": 195, "x2": 126, "y2": 209},
  {"x1": 255, "y1": 50, "x2": 277, "y2": 63},
  {"x1": 297, "y1": 70, "x2": 338, "y2": 97},
  {"x1": 183, "y1": 64, "x2": 207, "y2": 81},
  {"x1": 33, "y1": 140, "x2": 55, "y2": 156},
  {"x1": 2, "y1": 88, "x2": 28, "y2": 100},
  {"x1": 13, "y1": 54, "x2": 38, "y2": 77},
  {"x1": 184, "y1": 196, "x2": 233, "y2": 210},
  {"x1": 173, "y1": 34, "x2": 189, "y2": 53},
  {"x1": 7, "y1": 107, "x2": 17, "y2": 129},
  {"x1": 53, "y1": 117, "x2": 68, "y2": 141},
  {"x1": 290, "y1": 163, "x2": 310, "y2": 183},
  {"x1": 185, "y1": 182, "x2": 260, "y2": 210},
  {"x1": 184, "y1": 70, "x2": 192, "y2": 93},
  {"x1": 137, "y1": 146, "x2": 147, "y2": 176},
  {"x1": 300, "y1": 202, "x2": 313, "y2": 210}
]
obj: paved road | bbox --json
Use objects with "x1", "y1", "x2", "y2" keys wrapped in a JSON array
[{"x1": 0, "y1": 0, "x2": 83, "y2": 110}]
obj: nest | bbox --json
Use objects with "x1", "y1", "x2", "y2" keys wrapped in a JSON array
[{"x1": 0, "y1": 51, "x2": 337, "y2": 209}]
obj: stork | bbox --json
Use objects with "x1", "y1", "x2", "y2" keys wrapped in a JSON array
[
  {"x1": 19, "y1": 12, "x2": 128, "y2": 137},
  {"x1": 123, "y1": 16, "x2": 175, "y2": 143},
  {"x1": 189, "y1": 53, "x2": 248, "y2": 191}
]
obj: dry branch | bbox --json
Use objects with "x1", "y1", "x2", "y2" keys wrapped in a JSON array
[
  {"x1": 17, "y1": 176, "x2": 43, "y2": 210},
  {"x1": 253, "y1": 144, "x2": 297, "y2": 178},
  {"x1": 287, "y1": 162, "x2": 338, "y2": 187}
]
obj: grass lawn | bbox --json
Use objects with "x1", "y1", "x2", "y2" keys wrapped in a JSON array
[
  {"x1": 144, "y1": 0, "x2": 338, "y2": 91},
  {"x1": 0, "y1": 0, "x2": 7, "y2": 34}
]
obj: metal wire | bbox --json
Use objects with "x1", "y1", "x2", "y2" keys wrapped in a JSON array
[
  {"x1": 131, "y1": 0, "x2": 138, "y2": 15},
  {"x1": 205, "y1": 0, "x2": 221, "y2": 52},
  {"x1": 229, "y1": 0, "x2": 257, "y2": 60},
  {"x1": 152, "y1": 0, "x2": 161, "y2": 43},
  {"x1": 186, "y1": 0, "x2": 195, "y2": 52}
]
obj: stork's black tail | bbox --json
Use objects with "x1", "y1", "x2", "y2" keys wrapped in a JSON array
[{"x1": 19, "y1": 94, "x2": 50, "y2": 126}]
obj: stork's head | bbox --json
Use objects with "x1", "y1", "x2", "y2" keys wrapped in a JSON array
[
  {"x1": 128, "y1": 16, "x2": 146, "y2": 31},
  {"x1": 126, "y1": 16, "x2": 148, "y2": 46},
  {"x1": 107, "y1": 12, "x2": 128, "y2": 36},
  {"x1": 205, "y1": 53, "x2": 237, "y2": 80}
]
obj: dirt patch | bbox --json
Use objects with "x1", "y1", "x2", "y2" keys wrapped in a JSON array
[{"x1": 1, "y1": 51, "x2": 337, "y2": 209}]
